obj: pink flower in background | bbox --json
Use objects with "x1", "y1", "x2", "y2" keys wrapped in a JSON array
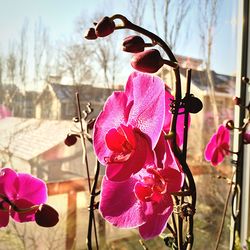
[
  {"x1": 204, "y1": 125, "x2": 230, "y2": 166},
  {"x1": 0, "y1": 168, "x2": 47, "y2": 227},
  {"x1": 0, "y1": 105, "x2": 12, "y2": 119},
  {"x1": 99, "y1": 137, "x2": 184, "y2": 239},
  {"x1": 93, "y1": 72, "x2": 165, "y2": 182}
]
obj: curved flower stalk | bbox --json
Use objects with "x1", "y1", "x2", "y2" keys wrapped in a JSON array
[
  {"x1": 84, "y1": 14, "x2": 200, "y2": 250},
  {"x1": 0, "y1": 168, "x2": 58, "y2": 228}
]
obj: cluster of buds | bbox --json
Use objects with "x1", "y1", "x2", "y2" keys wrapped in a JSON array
[{"x1": 84, "y1": 16, "x2": 178, "y2": 74}]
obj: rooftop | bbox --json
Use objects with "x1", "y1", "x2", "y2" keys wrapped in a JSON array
[{"x1": 0, "y1": 117, "x2": 73, "y2": 161}]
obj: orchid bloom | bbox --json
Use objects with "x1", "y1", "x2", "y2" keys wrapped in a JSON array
[
  {"x1": 93, "y1": 72, "x2": 165, "y2": 182},
  {"x1": 204, "y1": 124, "x2": 230, "y2": 166},
  {"x1": 0, "y1": 168, "x2": 47, "y2": 227},
  {"x1": 99, "y1": 136, "x2": 184, "y2": 239}
]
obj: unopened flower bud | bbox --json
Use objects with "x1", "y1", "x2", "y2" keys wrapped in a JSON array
[
  {"x1": 223, "y1": 120, "x2": 234, "y2": 130},
  {"x1": 64, "y1": 134, "x2": 77, "y2": 146},
  {"x1": 95, "y1": 16, "x2": 115, "y2": 37},
  {"x1": 232, "y1": 96, "x2": 241, "y2": 106},
  {"x1": 35, "y1": 204, "x2": 59, "y2": 227},
  {"x1": 243, "y1": 125, "x2": 250, "y2": 144},
  {"x1": 131, "y1": 49, "x2": 164, "y2": 73},
  {"x1": 84, "y1": 28, "x2": 97, "y2": 40},
  {"x1": 185, "y1": 96, "x2": 203, "y2": 114},
  {"x1": 123, "y1": 35, "x2": 145, "y2": 53}
]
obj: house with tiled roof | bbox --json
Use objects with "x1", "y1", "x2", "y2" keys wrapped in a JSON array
[{"x1": 35, "y1": 81, "x2": 115, "y2": 120}]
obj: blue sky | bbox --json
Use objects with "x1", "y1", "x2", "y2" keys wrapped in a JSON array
[{"x1": 0, "y1": 0, "x2": 238, "y2": 88}]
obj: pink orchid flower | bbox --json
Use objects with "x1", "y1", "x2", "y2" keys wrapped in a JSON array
[
  {"x1": 93, "y1": 72, "x2": 165, "y2": 182},
  {"x1": 204, "y1": 124, "x2": 230, "y2": 166},
  {"x1": 99, "y1": 136, "x2": 184, "y2": 239},
  {"x1": 0, "y1": 168, "x2": 47, "y2": 227}
]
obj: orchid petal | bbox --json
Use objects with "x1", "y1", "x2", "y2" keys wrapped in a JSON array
[
  {"x1": 100, "y1": 176, "x2": 146, "y2": 228},
  {"x1": 126, "y1": 72, "x2": 165, "y2": 148},
  {"x1": 161, "y1": 167, "x2": 183, "y2": 193},
  {"x1": 94, "y1": 92, "x2": 130, "y2": 165},
  {"x1": 17, "y1": 173, "x2": 47, "y2": 204},
  {"x1": 0, "y1": 168, "x2": 18, "y2": 200},
  {"x1": 139, "y1": 195, "x2": 173, "y2": 239}
]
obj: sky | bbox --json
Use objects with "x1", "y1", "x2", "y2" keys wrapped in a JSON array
[{"x1": 0, "y1": 0, "x2": 239, "y2": 89}]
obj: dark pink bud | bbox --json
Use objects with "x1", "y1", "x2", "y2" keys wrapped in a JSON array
[
  {"x1": 223, "y1": 120, "x2": 234, "y2": 130},
  {"x1": 84, "y1": 28, "x2": 97, "y2": 40},
  {"x1": 64, "y1": 134, "x2": 77, "y2": 146},
  {"x1": 131, "y1": 49, "x2": 164, "y2": 73},
  {"x1": 35, "y1": 204, "x2": 59, "y2": 227},
  {"x1": 185, "y1": 96, "x2": 203, "y2": 114},
  {"x1": 123, "y1": 35, "x2": 145, "y2": 53},
  {"x1": 243, "y1": 130, "x2": 250, "y2": 144},
  {"x1": 233, "y1": 96, "x2": 241, "y2": 106},
  {"x1": 95, "y1": 16, "x2": 115, "y2": 37}
]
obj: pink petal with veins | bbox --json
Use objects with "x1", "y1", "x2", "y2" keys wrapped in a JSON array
[
  {"x1": 17, "y1": 173, "x2": 47, "y2": 205},
  {"x1": 125, "y1": 72, "x2": 165, "y2": 148},
  {"x1": 100, "y1": 176, "x2": 146, "y2": 228},
  {"x1": 139, "y1": 194, "x2": 173, "y2": 239}
]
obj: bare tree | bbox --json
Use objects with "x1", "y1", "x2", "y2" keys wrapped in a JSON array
[
  {"x1": 18, "y1": 20, "x2": 29, "y2": 91},
  {"x1": 198, "y1": 0, "x2": 221, "y2": 127},
  {"x1": 128, "y1": 0, "x2": 147, "y2": 26},
  {"x1": 0, "y1": 55, "x2": 3, "y2": 103},
  {"x1": 0, "y1": 55, "x2": 3, "y2": 86},
  {"x1": 62, "y1": 43, "x2": 93, "y2": 85},
  {"x1": 151, "y1": 0, "x2": 191, "y2": 50},
  {"x1": 33, "y1": 18, "x2": 50, "y2": 85},
  {"x1": 17, "y1": 20, "x2": 29, "y2": 117},
  {"x1": 6, "y1": 43, "x2": 17, "y2": 85}
]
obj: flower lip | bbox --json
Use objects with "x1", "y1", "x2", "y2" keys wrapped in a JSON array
[
  {"x1": 104, "y1": 124, "x2": 136, "y2": 164},
  {"x1": 134, "y1": 168, "x2": 168, "y2": 203}
]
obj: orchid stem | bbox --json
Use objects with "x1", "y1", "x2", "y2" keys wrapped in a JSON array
[
  {"x1": 87, "y1": 160, "x2": 100, "y2": 250},
  {"x1": 215, "y1": 170, "x2": 235, "y2": 250},
  {"x1": 76, "y1": 92, "x2": 91, "y2": 193}
]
